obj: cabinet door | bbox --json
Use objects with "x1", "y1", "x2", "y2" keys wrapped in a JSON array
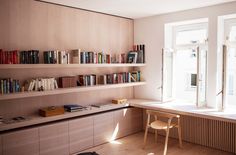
[
  {"x1": 130, "y1": 108, "x2": 143, "y2": 133},
  {"x1": 94, "y1": 112, "x2": 114, "y2": 145},
  {"x1": 2, "y1": 128, "x2": 39, "y2": 155},
  {"x1": 113, "y1": 108, "x2": 131, "y2": 139},
  {"x1": 69, "y1": 116, "x2": 93, "y2": 154},
  {"x1": 39, "y1": 121, "x2": 69, "y2": 155}
]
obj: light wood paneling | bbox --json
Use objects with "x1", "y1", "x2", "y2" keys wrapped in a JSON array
[
  {"x1": 94, "y1": 111, "x2": 114, "y2": 145},
  {"x1": 2, "y1": 128, "x2": 39, "y2": 155},
  {"x1": 69, "y1": 116, "x2": 93, "y2": 154},
  {"x1": 39, "y1": 121, "x2": 69, "y2": 155},
  {"x1": 0, "y1": 0, "x2": 134, "y2": 118},
  {"x1": 130, "y1": 108, "x2": 143, "y2": 133},
  {"x1": 0, "y1": 135, "x2": 2, "y2": 155}
]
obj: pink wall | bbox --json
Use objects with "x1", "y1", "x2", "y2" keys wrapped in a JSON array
[{"x1": 134, "y1": 1, "x2": 236, "y2": 107}]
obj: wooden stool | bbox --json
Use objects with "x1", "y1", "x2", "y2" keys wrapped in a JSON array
[{"x1": 143, "y1": 110, "x2": 182, "y2": 155}]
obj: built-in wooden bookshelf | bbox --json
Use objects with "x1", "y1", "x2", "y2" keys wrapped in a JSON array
[
  {"x1": 0, "y1": 82, "x2": 146, "y2": 100},
  {"x1": 0, "y1": 63, "x2": 146, "y2": 69}
]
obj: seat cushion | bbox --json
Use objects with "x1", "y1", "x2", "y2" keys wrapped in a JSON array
[{"x1": 150, "y1": 120, "x2": 177, "y2": 130}]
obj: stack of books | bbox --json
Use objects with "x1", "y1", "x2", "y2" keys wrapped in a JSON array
[
  {"x1": 0, "y1": 49, "x2": 39, "y2": 64},
  {"x1": 127, "y1": 44, "x2": 145, "y2": 63},
  {"x1": 98, "y1": 71, "x2": 141, "y2": 85},
  {"x1": 43, "y1": 50, "x2": 70, "y2": 64},
  {"x1": 64, "y1": 104, "x2": 87, "y2": 112},
  {"x1": 0, "y1": 78, "x2": 21, "y2": 94},
  {"x1": 24, "y1": 77, "x2": 58, "y2": 91},
  {"x1": 78, "y1": 74, "x2": 96, "y2": 86}
]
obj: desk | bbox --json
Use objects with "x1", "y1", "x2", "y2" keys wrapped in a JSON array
[
  {"x1": 129, "y1": 99, "x2": 236, "y2": 154},
  {"x1": 129, "y1": 99, "x2": 236, "y2": 123}
]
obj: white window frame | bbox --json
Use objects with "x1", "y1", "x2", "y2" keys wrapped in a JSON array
[
  {"x1": 222, "y1": 18, "x2": 236, "y2": 110},
  {"x1": 162, "y1": 22, "x2": 208, "y2": 107}
]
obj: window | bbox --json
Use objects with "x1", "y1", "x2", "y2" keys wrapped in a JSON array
[
  {"x1": 163, "y1": 21, "x2": 208, "y2": 106},
  {"x1": 221, "y1": 18, "x2": 236, "y2": 108}
]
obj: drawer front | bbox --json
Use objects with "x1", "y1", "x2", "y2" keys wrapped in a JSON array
[
  {"x1": 69, "y1": 116, "x2": 93, "y2": 154},
  {"x1": 39, "y1": 121, "x2": 69, "y2": 155},
  {"x1": 94, "y1": 112, "x2": 114, "y2": 145}
]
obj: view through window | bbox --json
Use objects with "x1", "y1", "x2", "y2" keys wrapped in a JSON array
[{"x1": 164, "y1": 22, "x2": 208, "y2": 105}]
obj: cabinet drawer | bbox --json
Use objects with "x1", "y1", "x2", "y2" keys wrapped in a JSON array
[
  {"x1": 2, "y1": 128, "x2": 39, "y2": 155},
  {"x1": 69, "y1": 116, "x2": 93, "y2": 154},
  {"x1": 39, "y1": 121, "x2": 69, "y2": 155},
  {"x1": 94, "y1": 112, "x2": 114, "y2": 145},
  {"x1": 113, "y1": 108, "x2": 132, "y2": 139}
]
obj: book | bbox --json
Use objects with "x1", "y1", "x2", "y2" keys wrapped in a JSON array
[{"x1": 127, "y1": 52, "x2": 138, "y2": 63}]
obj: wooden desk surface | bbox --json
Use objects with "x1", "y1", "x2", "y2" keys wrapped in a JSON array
[{"x1": 129, "y1": 99, "x2": 236, "y2": 123}]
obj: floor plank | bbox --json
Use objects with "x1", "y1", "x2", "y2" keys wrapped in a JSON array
[{"x1": 78, "y1": 132, "x2": 234, "y2": 155}]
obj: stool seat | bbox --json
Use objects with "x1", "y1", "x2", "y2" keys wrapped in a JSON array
[{"x1": 150, "y1": 120, "x2": 177, "y2": 130}]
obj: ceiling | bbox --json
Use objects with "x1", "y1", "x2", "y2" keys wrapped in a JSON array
[{"x1": 41, "y1": 0, "x2": 236, "y2": 19}]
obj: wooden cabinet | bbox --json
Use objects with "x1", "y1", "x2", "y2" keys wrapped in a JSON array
[
  {"x1": 69, "y1": 116, "x2": 93, "y2": 154},
  {"x1": 113, "y1": 108, "x2": 143, "y2": 139},
  {"x1": 39, "y1": 121, "x2": 69, "y2": 155},
  {"x1": 130, "y1": 108, "x2": 143, "y2": 133},
  {"x1": 113, "y1": 108, "x2": 132, "y2": 139},
  {"x1": 94, "y1": 111, "x2": 114, "y2": 145},
  {"x1": 2, "y1": 128, "x2": 39, "y2": 155},
  {"x1": 0, "y1": 107, "x2": 143, "y2": 155}
]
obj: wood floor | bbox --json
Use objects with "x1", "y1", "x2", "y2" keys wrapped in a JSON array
[{"x1": 79, "y1": 132, "x2": 234, "y2": 155}]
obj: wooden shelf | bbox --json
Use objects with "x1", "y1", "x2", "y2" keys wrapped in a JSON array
[
  {"x1": 0, "y1": 63, "x2": 146, "y2": 69},
  {"x1": 0, "y1": 82, "x2": 146, "y2": 100},
  {"x1": 0, "y1": 103, "x2": 130, "y2": 132}
]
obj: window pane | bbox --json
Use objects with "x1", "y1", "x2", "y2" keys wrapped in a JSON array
[
  {"x1": 163, "y1": 52, "x2": 173, "y2": 100},
  {"x1": 227, "y1": 47, "x2": 236, "y2": 106},
  {"x1": 176, "y1": 29, "x2": 207, "y2": 45},
  {"x1": 229, "y1": 26, "x2": 236, "y2": 42},
  {"x1": 175, "y1": 49, "x2": 197, "y2": 103}
]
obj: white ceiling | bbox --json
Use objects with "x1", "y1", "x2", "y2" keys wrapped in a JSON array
[{"x1": 41, "y1": 0, "x2": 236, "y2": 19}]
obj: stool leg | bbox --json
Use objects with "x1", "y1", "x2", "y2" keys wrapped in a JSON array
[
  {"x1": 178, "y1": 118, "x2": 183, "y2": 148},
  {"x1": 154, "y1": 116, "x2": 158, "y2": 142},
  {"x1": 155, "y1": 130, "x2": 158, "y2": 142},
  {"x1": 143, "y1": 114, "x2": 150, "y2": 149},
  {"x1": 143, "y1": 126, "x2": 149, "y2": 149},
  {"x1": 163, "y1": 127, "x2": 170, "y2": 155},
  {"x1": 178, "y1": 125, "x2": 183, "y2": 148}
]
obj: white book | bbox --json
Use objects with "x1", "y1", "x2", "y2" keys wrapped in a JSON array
[
  {"x1": 35, "y1": 79, "x2": 39, "y2": 91},
  {"x1": 54, "y1": 79, "x2": 58, "y2": 89}
]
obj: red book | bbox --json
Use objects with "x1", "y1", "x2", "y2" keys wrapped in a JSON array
[
  {"x1": 4, "y1": 51, "x2": 8, "y2": 64},
  {"x1": 13, "y1": 50, "x2": 17, "y2": 64},
  {"x1": 0, "y1": 49, "x2": 2, "y2": 64}
]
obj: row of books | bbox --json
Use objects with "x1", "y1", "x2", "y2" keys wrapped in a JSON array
[
  {"x1": 78, "y1": 74, "x2": 97, "y2": 86},
  {"x1": 127, "y1": 44, "x2": 145, "y2": 63},
  {"x1": 43, "y1": 51, "x2": 70, "y2": 64},
  {"x1": 98, "y1": 71, "x2": 141, "y2": 85},
  {"x1": 24, "y1": 78, "x2": 58, "y2": 91},
  {"x1": 0, "y1": 78, "x2": 21, "y2": 94},
  {"x1": 79, "y1": 51, "x2": 126, "y2": 64},
  {"x1": 0, "y1": 50, "x2": 39, "y2": 64}
]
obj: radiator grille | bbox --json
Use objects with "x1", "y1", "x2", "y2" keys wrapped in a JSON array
[{"x1": 153, "y1": 115, "x2": 236, "y2": 153}]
